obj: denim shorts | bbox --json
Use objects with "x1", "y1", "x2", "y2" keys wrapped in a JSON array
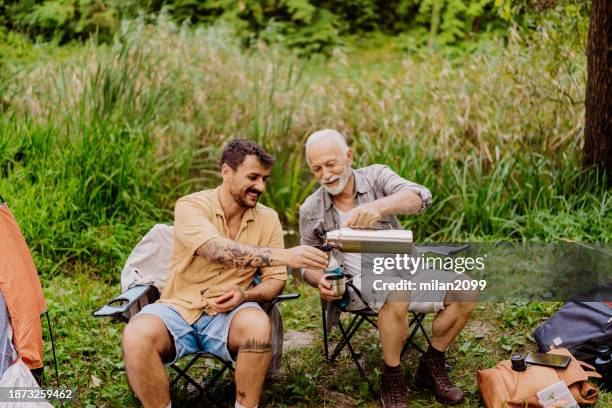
[{"x1": 136, "y1": 301, "x2": 262, "y2": 365}]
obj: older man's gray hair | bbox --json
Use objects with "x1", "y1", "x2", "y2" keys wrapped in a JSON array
[{"x1": 305, "y1": 129, "x2": 349, "y2": 164}]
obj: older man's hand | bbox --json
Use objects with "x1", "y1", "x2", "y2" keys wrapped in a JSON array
[
  {"x1": 345, "y1": 202, "x2": 382, "y2": 229},
  {"x1": 318, "y1": 274, "x2": 343, "y2": 301}
]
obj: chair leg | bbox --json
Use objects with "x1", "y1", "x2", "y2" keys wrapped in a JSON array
[
  {"x1": 202, "y1": 361, "x2": 232, "y2": 394},
  {"x1": 170, "y1": 356, "x2": 232, "y2": 408},
  {"x1": 170, "y1": 356, "x2": 202, "y2": 388},
  {"x1": 337, "y1": 319, "x2": 366, "y2": 378},
  {"x1": 323, "y1": 302, "x2": 363, "y2": 362},
  {"x1": 322, "y1": 302, "x2": 329, "y2": 360},
  {"x1": 362, "y1": 315, "x2": 377, "y2": 329},
  {"x1": 200, "y1": 361, "x2": 233, "y2": 408},
  {"x1": 328, "y1": 314, "x2": 364, "y2": 362},
  {"x1": 401, "y1": 313, "x2": 428, "y2": 358}
]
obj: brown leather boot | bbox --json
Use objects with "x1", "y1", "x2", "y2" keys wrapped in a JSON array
[
  {"x1": 414, "y1": 347, "x2": 464, "y2": 404},
  {"x1": 380, "y1": 363, "x2": 408, "y2": 408}
]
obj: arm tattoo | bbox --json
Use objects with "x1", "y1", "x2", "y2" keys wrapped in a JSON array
[
  {"x1": 239, "y1": 338, "x2": 272, "y2": 354},
  {"x1": 203, "y1": 239, "x2": 273, "y2": 268}
]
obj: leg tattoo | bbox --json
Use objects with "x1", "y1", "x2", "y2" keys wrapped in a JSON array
[
  {"x1": 239, "y1": 338, "x2": 272, "y2": 354},
  {"x1": 237, "y1": 390, "x2": 247, "y2": 402}
]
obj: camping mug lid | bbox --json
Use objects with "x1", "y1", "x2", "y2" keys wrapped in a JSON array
[{"x1": 313, "y1": 244, "x2": 334, "y2": 252}]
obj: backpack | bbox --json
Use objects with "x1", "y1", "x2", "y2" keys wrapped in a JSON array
[
  {"x1": 533, "y1": 283, "x2": 612, "y2": 362},
  {"x1": 477, "y1": 348, "x2": 601, "y2": 408}
]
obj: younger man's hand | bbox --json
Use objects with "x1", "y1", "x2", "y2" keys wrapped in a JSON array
[
  {"x1": 282, "y1": 246, "x2": 328, "y2": 270},
  {"x1": 209, "y1": 285, "x2": 246, "y2": 313}
]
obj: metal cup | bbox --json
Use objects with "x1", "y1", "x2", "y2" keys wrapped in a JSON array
[{"x1": 325, "y1": 273, "x2": 346, "y2": 297}]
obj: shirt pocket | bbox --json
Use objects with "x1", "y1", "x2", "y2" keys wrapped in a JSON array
[
  {"x1": 320, "y1": 214, "x2": 338, "y2": 234},
  {"x1": 180, "y1": 257, "x2": 220, "y2": 283},
  {"x1": 303, "y1": 215, "x2": 328, "y2": 244}
]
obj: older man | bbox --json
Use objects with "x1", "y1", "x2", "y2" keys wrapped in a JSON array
[
  {"x1": 299, "y1": 130, "x2": 477, "y2": 407},
  {"x1": 122, "y1": 140, "x2": 328, "y2": 408}
]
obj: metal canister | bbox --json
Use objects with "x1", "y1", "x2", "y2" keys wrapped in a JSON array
[
  {"x1": 511, "y1": 353, "x2": 527, "y2": 372},
  {"x1": 594, "y1": 345, "x2": 611, "y2": 391},
  {"x1": 324, "y1": 273, "x2": 346, "y2": 297},
  {"x1": 325, "y1": 228, "x2": 413, "y2": 253}
]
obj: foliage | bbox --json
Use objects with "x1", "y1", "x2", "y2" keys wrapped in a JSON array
[
  {"x1": 42, "y1": 275, "x2": 612, "y2": 406},
  {"x1": 1, "y1": 0, "x2": 590, "y2": 55},
  {"x1": 0, "y1": 4, "x2": 608, "y2": 407},
  {"x1": 0, "y1": 4, "x2": 608, "y2": 277}
]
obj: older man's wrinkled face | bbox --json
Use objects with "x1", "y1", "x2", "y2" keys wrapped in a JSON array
[
  {"x1": 223, "y1": 155, "x2": 270, "y2": 208},
  {"x1": 307, "y1": 138, "x2": 353, "y2": 196}
]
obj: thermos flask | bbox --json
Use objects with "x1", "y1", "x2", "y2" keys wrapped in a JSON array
[
  {"x1": 594, "y1": 345, "x2": 611, "y2": 391},
  {"x1": 325, "y1": 228, "x2": 413, "y2": 253}
]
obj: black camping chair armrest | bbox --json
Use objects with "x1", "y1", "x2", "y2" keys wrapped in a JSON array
[
  {"x1": 94, "y1": 284, "x2": 298, "y2": 321},
  {"x1": 270, "y1": 293, "x2": 300, "y2": 307},
  {"x1": 414, "y1": 244, "x2": 470, "y2": 256},
  {"x1": 261, "y1": 293, "x2": 300, "y2": 314},
  {"x1": 92, "y1": 284, "x2": 160, "y2": 323}
]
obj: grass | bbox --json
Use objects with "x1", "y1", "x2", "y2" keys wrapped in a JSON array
[
  {"x1": 1, "y1": 8, "x2": 610, "y2": 407},
  {"x1": 42, "y1": 275, "x2": 611, "y2": 407}
]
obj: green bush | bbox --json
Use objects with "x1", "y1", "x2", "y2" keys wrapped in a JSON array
[
  {"x1": 1, "y1": 0, "x2": 582, "y2": 54},
  {"x1": 0, "y1": 6, "x2": 608, "y2": 278}
]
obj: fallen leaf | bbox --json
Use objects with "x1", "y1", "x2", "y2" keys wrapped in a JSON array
[{"x1": 91, "y1": 375, "x2": 101, "y2": 387}]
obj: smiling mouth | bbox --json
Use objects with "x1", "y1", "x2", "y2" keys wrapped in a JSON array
[{"x1": 247, "y1": 192, "x2": 260, "y2": 199}]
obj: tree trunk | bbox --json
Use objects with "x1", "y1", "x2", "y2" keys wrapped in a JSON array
[
  {"x1": 428, "y1": 0, "x2": 441, "y2": 49},
  {"x1": 583, "y1": 0, "x2": 611, "y2": 182}
]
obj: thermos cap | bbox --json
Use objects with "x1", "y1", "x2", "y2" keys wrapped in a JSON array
[{"x1": 511, "y1": 353, "x2": 527, "y2": 371}]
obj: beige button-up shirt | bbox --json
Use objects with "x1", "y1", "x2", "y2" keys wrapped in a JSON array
[{"x1": 159, "y1": 187, "x2": 287, "y2": 324}]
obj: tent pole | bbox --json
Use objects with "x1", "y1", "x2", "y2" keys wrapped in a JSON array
[
  {"x1": 45, "y1": 311, "x2": 59, "y2": 386},
  {"x1": 0, "y1": 194, "x2": 4, "y2": 203}
]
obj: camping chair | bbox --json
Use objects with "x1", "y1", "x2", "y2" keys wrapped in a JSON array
[
  {"x1": 321, "y1": 244, "x2": 470, "y2": 378},
  {"x1": 93, "y1": 283, "x2": 299, "y2": 406}
]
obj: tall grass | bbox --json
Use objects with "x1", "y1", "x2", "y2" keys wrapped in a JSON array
[{"x1": 0, "y1": 17, "x2": 609, "y2": 278}]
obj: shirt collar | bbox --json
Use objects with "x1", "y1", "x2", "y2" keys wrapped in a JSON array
[
  {"x1": 214, "y1": 187, "x2": 256, "y2": 222},
  {"x1": 214, "y1": 187, "x2": 225, "y2": 217}
]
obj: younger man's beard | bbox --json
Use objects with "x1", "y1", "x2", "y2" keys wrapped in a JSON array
[{"x1": 233, "y1": 188, "x2": 261, "y2": 208}]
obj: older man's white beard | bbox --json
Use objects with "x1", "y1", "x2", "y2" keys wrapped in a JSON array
[{"x1": 320, "y1": 165, "x2": 351, "y2": 196}]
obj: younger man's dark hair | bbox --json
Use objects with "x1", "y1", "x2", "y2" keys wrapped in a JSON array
[{"x1": 220, "y1": 139, "x2": 275, "y2": 170}]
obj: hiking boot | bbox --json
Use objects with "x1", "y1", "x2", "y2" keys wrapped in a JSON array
[
  {"x1": 380, "y1": 363, "x2": 408, "y2": 408},
  {"x1": 414, "y1": 348, "x2": 464, "y2": 405}
]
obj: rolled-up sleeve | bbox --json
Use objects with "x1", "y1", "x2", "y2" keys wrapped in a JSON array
[
  {"x1": 374, "y1": 165, "x2": 432, "y2": 212},
  {"x1": 174, "y1": 197, "x2": 221, "y2": 255},
  {"x1": 299, "y1": 205, "x2": 323, "y2": 246}
]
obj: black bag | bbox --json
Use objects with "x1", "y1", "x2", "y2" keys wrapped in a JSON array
[{"x1": 533, "y1": 283, "x2": 612, "y2": 362}]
